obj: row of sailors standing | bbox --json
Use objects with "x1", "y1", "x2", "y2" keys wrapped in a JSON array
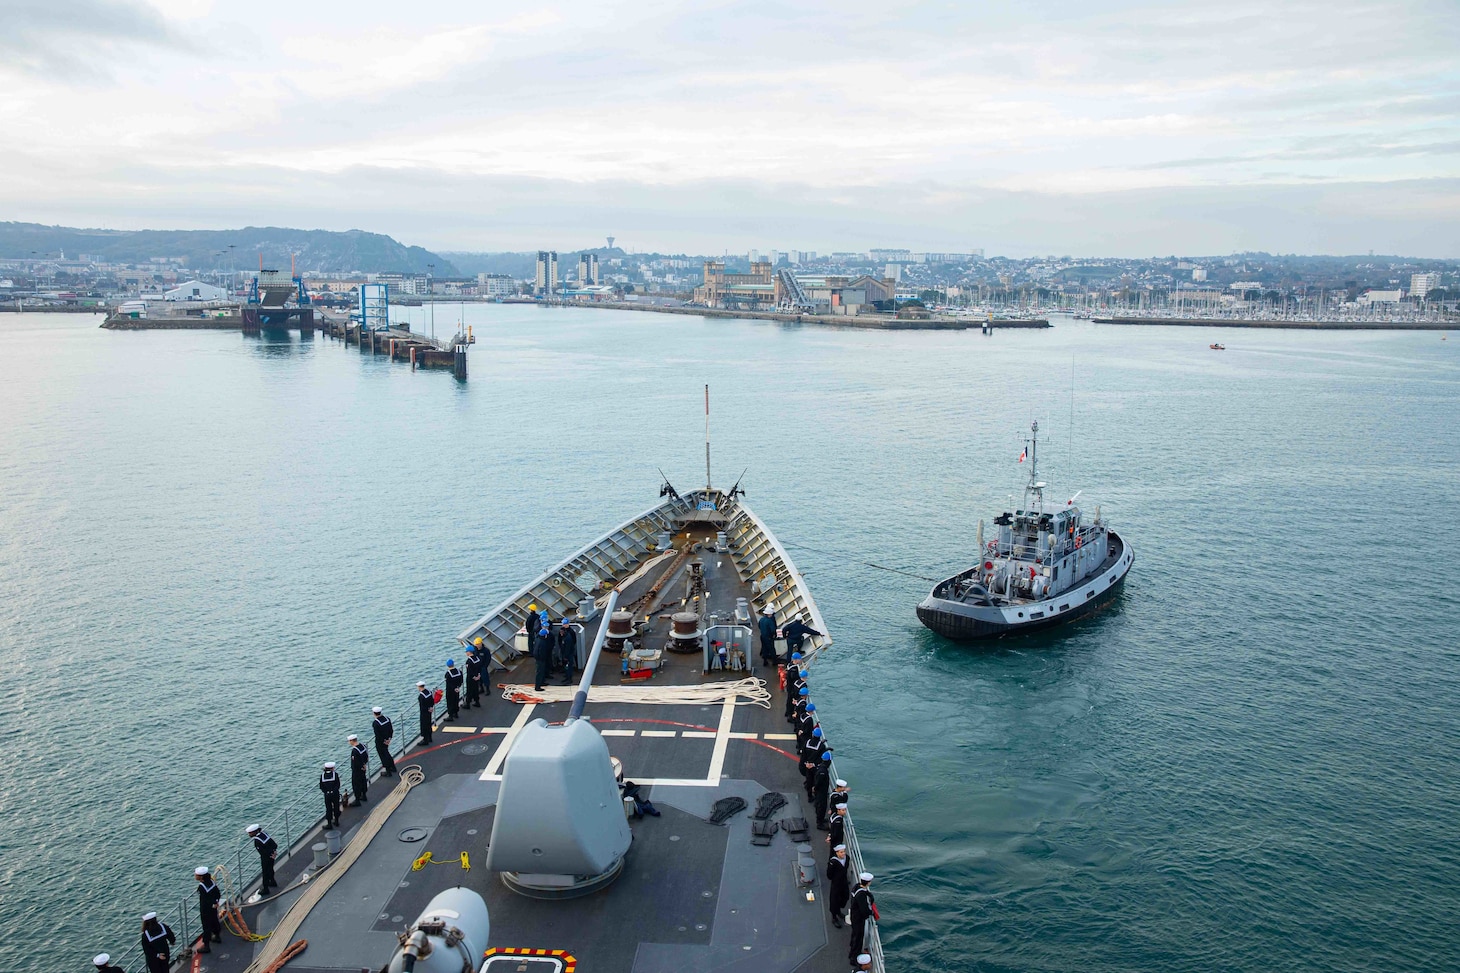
[
  {"x1": 91, "y1": 649, "x2": 496, "y2": 971},
  {"x1": 776, "y1": 626, "x2": 880, "y2": 969}
]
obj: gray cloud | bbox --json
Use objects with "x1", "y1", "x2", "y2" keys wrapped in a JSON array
[
  {"x1": 0, "y1": 0, "x2": 176, "y2": 77},
  {"x1": 4, "y1": 157, "x2": 1456, "y2": 257}
]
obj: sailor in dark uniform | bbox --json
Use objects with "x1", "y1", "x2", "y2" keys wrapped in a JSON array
[
  {"x1": 827, "y1": 801, "x2": 848, "y2": 849},
  {"x1": 557, "y1": 620, "x2": 578, "y2": 685},
  {"x1": 372, "y1": 707, "x2": 397, "y2": 777},
  {"x1": 848, "y1": 872, "x2": 876, "y2": 963},
  {"x1": 758, "y1": 605, "x2": 777, "y2": 667},
  {"x1": 832, "y1": 778, "x2": 850, "y2": 809},
  {"x1": 464, "y1": 644, "x2": 484, "y2": 709},
  {"x1": 246, "y1": 824, "x2": 277, "y2": 892},
  {"x1": 783, "y1": 655, "x2": 804, "y2": 719},
  {"x1": 812, "y1": 750, "x2": 833, "y2": 828},
  {"x1": 853, "y1": 952, "x2": 873, "y2": 971},
  {"x1": 795, "y1": 705, "x2": 818, "y2": 750},
  {"x1": 348, "y1": 734, "x2": 369, "y2": 805},
  {"x1": 443, "y1": 659, "x2": 463, "y2": 721},
  {"x1": 194, "y1": 866, "x2": 222, "y2": 951},
  {"x1": 532, "y1": 622, "x2": 553, "y2": 691},
  {"x1": 319, "y1": 761, "x2": 342, "y2": 829},
  {"x1": 91, "y1": 953, "x2": 125, "y2": 973},
  {"x1": 826, "y1": 843, "x2": 850, "y2": 928},
  {"x1": 416, "y1": 681, "x2": 435, "y2": 745},
  {"x1": 782, "y1": 616, "x2": 822, "y2": 656},
  {"x1": 139, "y1": 912, "x2": 175, "y2": 973},
  {"x1": 790, "y1": 683, "x2": 810, "y2": 723}
]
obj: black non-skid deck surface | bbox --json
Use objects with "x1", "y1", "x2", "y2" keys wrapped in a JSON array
[{"x1": 208, "y1": 525, "x2": 858, "y2": 973}]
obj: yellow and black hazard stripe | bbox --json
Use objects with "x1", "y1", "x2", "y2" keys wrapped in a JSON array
[{"x1": 482, "y1": 946, "x2": 577, "y2": 971}]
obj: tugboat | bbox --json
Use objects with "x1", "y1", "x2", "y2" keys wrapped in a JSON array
[{"x1": 917, "y1": 420, "x2": 1132, "y2": 639}]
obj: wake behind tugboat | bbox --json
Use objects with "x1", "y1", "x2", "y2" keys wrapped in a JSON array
[{"x1": 917, "y1": 420, "x2": 1133, "y2": 640}]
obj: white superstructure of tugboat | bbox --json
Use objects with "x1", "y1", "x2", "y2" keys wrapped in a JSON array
[{"x1": 917, "y1": 420, "x2": 1132, "y2": 640}]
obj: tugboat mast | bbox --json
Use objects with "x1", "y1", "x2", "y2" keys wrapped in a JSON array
[{"x1": 1023, "y1": 420, "x2": 1046, "y2": 513}]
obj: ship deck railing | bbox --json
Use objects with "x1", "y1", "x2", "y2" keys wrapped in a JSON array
[{"x1": 83, "y1": 694, "x2": 426, "y2": 973}]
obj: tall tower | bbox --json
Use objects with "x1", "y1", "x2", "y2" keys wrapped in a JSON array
[
  {"x1": 580, "y1": 253, "x2": 600, "y2": 286},
  {"x1": 535, "y1": 251, "x2": 559, "y2": 295}
]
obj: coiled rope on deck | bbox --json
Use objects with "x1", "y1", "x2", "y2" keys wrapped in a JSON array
[
  {"x1": 499, "y1": 676, "x2": 772, "y2": 708},
  {"x1": 242, "y1": 765, "x2": 427, "y2": 973}
]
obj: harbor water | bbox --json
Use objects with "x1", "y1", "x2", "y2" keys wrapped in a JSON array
[{"x1": 2, "y1": 308, "x2": 1458, "y2": 972}]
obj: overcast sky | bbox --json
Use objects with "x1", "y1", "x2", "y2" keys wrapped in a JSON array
[{"x1": 2, "y1": 0, "x2": 1457, "y2": 256}]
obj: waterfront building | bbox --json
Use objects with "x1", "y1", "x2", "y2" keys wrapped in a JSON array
[
  {"x1": 1411, "y1": 272, "x2": 1440, "y2": 298},
  {"x1": 782, "y1": 274, "x2": 896, "y2": 314},
  {"x1": 694, "y1": 260, "x2": 776, "y2": 307},
  {"x1": 1359, "y1": 289, "x2": 1403, "y2": 304},
  {"x1": 163, "y1": 279, "x2": 227, "y2": 301},
  {"x1": 476, "y1": 273, "x2": 517, "y2": 297},
  {"x1": 580, "y1": 253, "x2": 601, "y2": 285},
  {"x1": 535, "y1": 251, "x2": 558, "y2": 295}
]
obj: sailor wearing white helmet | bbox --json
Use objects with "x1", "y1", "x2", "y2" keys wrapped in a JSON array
[
  {"x1": 853, "y1": 952, "x2": 873, "y2": 971},
  {"x1": 91, "y1": 953, "x2": 124, "y2": 973},
  {"x1": 139, "y1": 911, "x2": 175, "y2": 973},
  {"x1": 194, "y1": 866, "x2": 223, "y2": 951}
]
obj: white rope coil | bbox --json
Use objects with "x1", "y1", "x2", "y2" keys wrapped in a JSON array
[{"x1": 500, "y1": 677, "x2": 772, "y2": 709}]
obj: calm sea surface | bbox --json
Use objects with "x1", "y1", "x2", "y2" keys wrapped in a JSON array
[{"x1": 2, "y1": 308, "x2": 1458, "y2": 972}]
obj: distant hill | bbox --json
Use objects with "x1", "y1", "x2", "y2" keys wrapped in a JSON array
[{"x1": 0, "y1": 222, "x2": 457, "y2": 275}]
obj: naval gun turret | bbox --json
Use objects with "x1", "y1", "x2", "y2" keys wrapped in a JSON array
[
  {"x1": 385, "y1": 887, "x2": 490, "y2": 973},
  {"x1": 485, "y1": 591, "x2": 633, "y2": 898}
]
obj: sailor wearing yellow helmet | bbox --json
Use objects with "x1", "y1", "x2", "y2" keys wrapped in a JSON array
[{"x1": 464, "y1": 637, "x2": 485, "y2": 709}]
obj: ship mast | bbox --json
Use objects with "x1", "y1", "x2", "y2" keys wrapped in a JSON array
[{"x1": 1023, "y1": 420, "x2": 1046, "y2": 513}]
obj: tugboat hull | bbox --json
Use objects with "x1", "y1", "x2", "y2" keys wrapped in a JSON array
[{"x1": 917, "y1": 531, "x2": 1133, "y2": 641}]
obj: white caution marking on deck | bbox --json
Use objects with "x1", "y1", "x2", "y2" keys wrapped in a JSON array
[
  {"x1": 599, "y1": 729, "x2": 637, "y2": 737},
  {"x1": 706, "y1": 700, "x2": 736, "y2": 786},
  {"x1": 728, "y1": 731, "x2": 759, "y2": 740},
  {"x1": 640, "y1": 730, "x2": 678, "y2": 738},
  {"x1": 442, "y1": 725, "x2": 477, "y2": 733},
  {"x1": 762, "y1": 733, "x2": 797, "y2": 741},
  {"x1": 681, "y1": 731, "x2": 718, "y2": 739},
  {"x1": 480, "y1": 703, "x2": 537, "y2": 780}
]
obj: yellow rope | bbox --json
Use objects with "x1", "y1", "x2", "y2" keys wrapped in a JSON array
[{"x1": 411, "y1": 851, "x2": 470, "y2": 871}]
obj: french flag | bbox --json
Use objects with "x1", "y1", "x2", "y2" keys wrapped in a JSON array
[{"x1": 1018, "y1": 447, "x2": 1027, "y2": 463}]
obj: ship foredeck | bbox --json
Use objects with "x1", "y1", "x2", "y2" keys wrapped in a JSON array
[{"x1": 203, "y1": 506, "x2": 875, "y2": 973}]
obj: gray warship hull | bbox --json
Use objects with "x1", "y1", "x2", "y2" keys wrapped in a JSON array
[{"x1": 917, "y1": 529, "x2": 1132, "y2": 640}]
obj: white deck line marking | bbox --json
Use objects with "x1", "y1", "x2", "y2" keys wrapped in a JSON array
[
  {"x1": 763, "y1": 733, "x2": 797, "y2": 741},
  {"x1": 480, "y1": 703, "x2": 536, "y2": 779},
  {"x1": 706, "y1": 700, "x2": 736, "y2": 785},
  {"x1": 599, "y1": 729, "x2": 637, "y2": 737},
  {"x1": 681, "y1": 731, "x2": 717, "y2": 739},
  {"x1": 728, "y1": 731, "x2": 759, "y2": 740},
  {"x1": 641, "y1": 730, "x2": 678, "y2": 738},
  {"x1": 636, "y1": 778, "x2": 721, "y2": 788},
  {"x1": 442, "y1": 726, "x2": 477, "y2": 733}
]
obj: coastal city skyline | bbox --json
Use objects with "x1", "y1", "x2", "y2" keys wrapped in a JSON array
[{"x1": 2, "y1": 0, "x2": 1456, "y2": 256}]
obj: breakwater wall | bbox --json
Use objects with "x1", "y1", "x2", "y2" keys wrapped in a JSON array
[
  {"x1": 1094, "y1": 316, "x2": 1454, "y2": 331},
  {"x1": 532, "y1": 299, "x2": 1049, "y2": 330}
]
